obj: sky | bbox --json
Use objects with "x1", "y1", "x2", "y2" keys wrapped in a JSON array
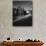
[
  {"x1": 13, "y1": 1, "x2": 33, "y2": 10},
  {"x1": 13, "y1": 0, "x2": 32, "y2": 1}
]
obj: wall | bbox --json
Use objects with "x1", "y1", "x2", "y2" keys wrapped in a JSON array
[{"x1": 0, "y1": 0, "x2": 46, "y2": 46}]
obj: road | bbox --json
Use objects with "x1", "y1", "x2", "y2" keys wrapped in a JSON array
[{"x1": 14, "y1": 14, "x2": 32, "y2": 22}]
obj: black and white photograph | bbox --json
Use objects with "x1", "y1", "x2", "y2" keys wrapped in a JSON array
[{"x1": 13, "y1": 0, "x2": 33, "y2": 26}]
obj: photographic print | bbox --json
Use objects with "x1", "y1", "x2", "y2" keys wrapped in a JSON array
[{"x1": 13, "y1": 0, "x2": 33, "y2": 26}]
